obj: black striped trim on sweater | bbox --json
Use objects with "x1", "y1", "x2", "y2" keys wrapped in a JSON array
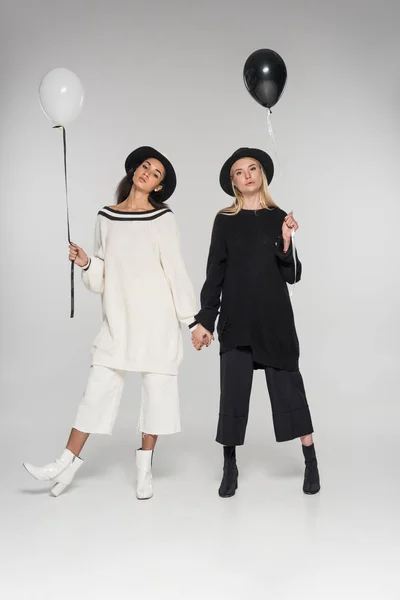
[
  {"x1": 105, "y1": 206, "x2": 161, "y2": 215},
  {"x1": 98, "y1": 207, "x2": 172, "y2": 222}
]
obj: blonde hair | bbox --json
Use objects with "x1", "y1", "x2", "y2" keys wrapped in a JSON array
[{"x1": 219, "y1": 160, "x2": 278, "y2": 215}]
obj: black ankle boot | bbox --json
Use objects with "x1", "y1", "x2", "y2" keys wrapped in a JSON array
[
  {"x1": 302, "y1": 443, "x2": 320, "y2": 495},
  {"x1": 218, "y1": 446, "x2": 238, "y2": 498}
]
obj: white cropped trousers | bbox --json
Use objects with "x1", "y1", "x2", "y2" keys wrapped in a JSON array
[{"x1": 73, "y1": 365, "x2": 181, "y2": 435}]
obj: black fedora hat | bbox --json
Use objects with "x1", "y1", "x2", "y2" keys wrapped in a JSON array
[
  {"x1": 219, "y1": 147, "x2": 274, "y2": 196},
  {"x1": 125, "y1": 146, "x2": 177, "y2": 202}
]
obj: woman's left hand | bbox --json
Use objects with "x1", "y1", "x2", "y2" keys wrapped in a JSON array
[{"x1": 282, "y1": 212, "x2": 299, "y2": 252}]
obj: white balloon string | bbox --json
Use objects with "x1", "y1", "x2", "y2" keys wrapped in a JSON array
[
  {"x1": 289, "y1": 228, "x2": 296, "y2": 299},
  {"x1": 266, "y1": 108, "x2": 277, "y2": 147},
  {"x1": 267, "y1": 109, "x2": 295, "y2": 297},
  {"x1": 266, "y1": 108, "x2": 282, "y2": 178}
]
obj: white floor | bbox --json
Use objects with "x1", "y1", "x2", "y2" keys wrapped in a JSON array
[{"x1": 2, "y1": 405, "x2": 400, "y2": 600}]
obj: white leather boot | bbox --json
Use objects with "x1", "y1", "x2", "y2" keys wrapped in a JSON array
[
  {"x1": 135, "y1": 449, "x2": 153, "y2": 500},
  {"x1": 23, "y1": 449, "x2": 84, "y2": 497}
]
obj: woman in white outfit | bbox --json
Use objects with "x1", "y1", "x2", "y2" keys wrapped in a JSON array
[{"x1": 23, "y1": 146, "x2": 198, "y2": 498}]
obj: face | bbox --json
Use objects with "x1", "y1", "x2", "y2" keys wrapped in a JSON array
[
  {"x1": 230, "y1": 157, "x2": 263, "y2": 195},
  {"x1": 133, "y1": 158, "x2": 165, "y2": 194}
]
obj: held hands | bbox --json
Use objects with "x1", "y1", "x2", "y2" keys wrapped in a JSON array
[
  {"x1": 282, "y1": 212, "x2": 299, "y2": 253},
  {"x1": 191, "y1": 324, "x2": 214, "y2": 351},
  {"x1": 69, "y1": 243, "x2": 89, "y2": 268}
]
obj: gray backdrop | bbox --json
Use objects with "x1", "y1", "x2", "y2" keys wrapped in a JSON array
[{"x1": 1, "y1": 0, "x2": 398, "y2": 441}]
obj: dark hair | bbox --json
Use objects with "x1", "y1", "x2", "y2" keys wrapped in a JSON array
[{"x1": 115, "y1": 164, "x2": 167, "y2": 209}]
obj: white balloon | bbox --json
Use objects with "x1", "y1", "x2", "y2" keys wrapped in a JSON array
[{"x1": 39, "y1": 68, "x2": 84, "y2": 126}]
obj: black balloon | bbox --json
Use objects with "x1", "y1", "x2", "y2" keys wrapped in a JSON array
[{"x1": 243, "y1": 49, "x2": 287, "y2": 109}]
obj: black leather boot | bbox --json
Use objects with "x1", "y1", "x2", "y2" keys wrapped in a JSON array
[
  {"x1": 302, "y1": 443, "x2": 320, "y2": 495},
  {"x1": 218, "y1": 446, "x2": 238, "y2": 498}
]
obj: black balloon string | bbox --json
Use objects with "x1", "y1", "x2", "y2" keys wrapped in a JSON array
[{"x1": 53, "y1": 125, "x2": 75, "y2": 318}]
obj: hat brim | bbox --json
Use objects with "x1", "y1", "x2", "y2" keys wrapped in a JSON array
[
  {"x1": 125, "y1": 146, "x2": 177, "y2": 202},
  {"x1": 219, "y1": 148, "x2": 274, "y2": 197}
]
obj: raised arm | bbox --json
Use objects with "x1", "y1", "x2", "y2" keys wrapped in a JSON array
[{"x1": 81, "y1": 214, "x2": 105, "y2": 294}]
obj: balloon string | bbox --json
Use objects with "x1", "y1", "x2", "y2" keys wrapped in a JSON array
[
  {"x1": 266, "y1": 108, "x2": 282, "y2": 178},
  {"x1": 289, "y1": 228, "x2": 297, "y2": 299},
  {"x1": 266, "y1": 108, "x2": 277, "y2": 147},
  {"x1": 53, "y1": 125, "x2": 75, "y2": 318},
  {"x1": 266, "y1": 111, "x2": 295, "y2": 297}
]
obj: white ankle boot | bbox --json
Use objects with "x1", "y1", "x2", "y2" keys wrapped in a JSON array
[
  {"x1": 23, "y1": 449, "x2": 84, "y2": 497},
  {"x1": 136, "y1": 449, "x2": 153, "y2": 500}
]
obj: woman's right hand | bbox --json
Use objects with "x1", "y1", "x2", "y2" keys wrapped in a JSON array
[{"x1": 69, "y1": 243, "x2": 89, "y2": 268}]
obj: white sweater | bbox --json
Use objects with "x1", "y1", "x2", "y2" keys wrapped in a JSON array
[{"x1": 82, "y1": 206, "x2": 197, "y2": 375}]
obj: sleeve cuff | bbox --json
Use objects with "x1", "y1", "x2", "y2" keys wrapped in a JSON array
[
  {"x1": 194, "y1": 310, "x2": 217, "y2": 334},
  {"x1": 189, "y1": 320, "x2": 198, "y2": 332},
  {"x1": 82, "y1": 257, "x2": 91, "y2": 271},
  {"x1": 275, "y1": 237, "x2": 294, "y2": 260}
]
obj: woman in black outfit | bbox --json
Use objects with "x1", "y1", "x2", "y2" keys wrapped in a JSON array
[{"x1": 192, "y1": 147, "x2": 320, "y2": 497}]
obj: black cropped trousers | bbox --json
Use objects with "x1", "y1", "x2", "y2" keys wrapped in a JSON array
[{"x1": 216, "y1": 346, "x2": 314, "y2": 446}]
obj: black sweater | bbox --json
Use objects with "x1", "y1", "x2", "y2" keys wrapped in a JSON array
[{"x1": 194, "y1": 207, "x2": 302, "y2": 371}]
